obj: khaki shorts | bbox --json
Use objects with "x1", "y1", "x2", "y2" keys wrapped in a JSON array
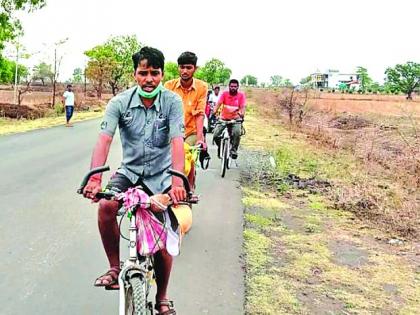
[{"x1": 185, "y1": 134, "x2": 197, "y2": 146}]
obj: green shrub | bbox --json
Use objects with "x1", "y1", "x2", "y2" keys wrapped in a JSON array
[{"x1": 55, "y1": 102, "x2": 65, "y2": 116}]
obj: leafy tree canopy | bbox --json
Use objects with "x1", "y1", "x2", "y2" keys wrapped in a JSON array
[
  {"x1": 240, "y1": 74, "x2": 258, "y2": 86},
  {"x1": 195, "y1": 58, "x2": 231, "y2": 86},
  {"x1": 163, "y1": 62, "x2": 178, "y2": 82},
  {"x1": 385, "y1": 61, "x2": 420, "y2": 99},
  {"x1": 0, "y1": 0, "x2": 46, "y2": 49}
]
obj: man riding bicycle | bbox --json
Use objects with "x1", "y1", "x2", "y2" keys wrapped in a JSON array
[
  {"x1": 83, "y1": 47, "x2": 185, "y2": 315},
  {"x1": 164, "y1": 51, "x2": 208, "y2": 189},
  {"x1": 213, "y1": 79, "x2": 246, "y2": 159}
]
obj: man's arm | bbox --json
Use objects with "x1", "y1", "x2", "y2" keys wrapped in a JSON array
[
  {"x1": 195, "y1": 114, "x2": 204, "y2": 143},
  {"x1": 195, "y1": 84, "x2": 208, "y2": 144},
  {"x1": 83, "y1": 134, "x2": 113, "y2": 200},
  {"x1": 239, "y1": 93, "x2": 246, "y2": 118},
  {"x1": 169, "y1": 136, "x2": 187, "y2": 203},
  {"x1": 168, "y1": 94, "x2": 187, "y2": 203}
]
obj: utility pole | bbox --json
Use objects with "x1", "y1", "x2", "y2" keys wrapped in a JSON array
[
  {"x1": 51, "y1": 38, "x2": 69, "y2": 108},
  {"x1": 84, "y1": 67, "x2": 87, "y2": 96},
  {"x1": 13, "y1": 41, "x2": 20, "y2": 105},
  {"x1": 13, "y1": 46, "x2": 19, "y2": 105},
  {"x1": 52, "y1": 46, "x2": 57, "y2": 108}
]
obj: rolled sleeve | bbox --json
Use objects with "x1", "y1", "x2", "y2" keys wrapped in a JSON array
[
  {"x1": 168, "y1": 94, "x2": 185, "y2": 139},
  {"x1": 100, "y1": 98, "x2": 121, "y2": 137}
]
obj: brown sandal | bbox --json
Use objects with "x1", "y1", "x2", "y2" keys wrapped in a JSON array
[
  {"x1": 155, "y1": 300, "x2": 176, "y2": 315},
  {"x1": 94, "y1": 267, "x2": 120, "y2": 290}
]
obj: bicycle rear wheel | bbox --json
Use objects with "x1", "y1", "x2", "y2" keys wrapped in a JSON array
[
  {"x1": 220, "y1": 138, "x2": 228, "y2": 177},
  {"x1": 125, "y1": 276, "x2": 148, "y2": 315}
]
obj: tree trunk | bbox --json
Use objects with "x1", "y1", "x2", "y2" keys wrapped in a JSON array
[{"x1": 406, "y1": 91, "x2": 412, "y2": 100}]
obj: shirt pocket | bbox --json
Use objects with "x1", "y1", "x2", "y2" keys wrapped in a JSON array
[{"x1": 153, "y1": 119, "x2": 170, "y2": 147}]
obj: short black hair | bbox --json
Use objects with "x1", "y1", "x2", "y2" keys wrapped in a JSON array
[
  {"x1": 132, "y1": 46, "x2": 165, "y2": 71},
  {"x1": 214, "y1": 86, "x2": 220, "y2": 90},
  {"x1": 67, "y1": 84, "x2": 72, "y2": 88},
  {"x1": 229, "y1": 79, "x2": 239, "y2": 86},
  {"x1": 177, "y1": 51, "x2": 197, "y2": 66}
]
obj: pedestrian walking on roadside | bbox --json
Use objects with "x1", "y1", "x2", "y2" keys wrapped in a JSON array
[{"x1": 63, "y1": 84, "x2": 75, "y2": 127}]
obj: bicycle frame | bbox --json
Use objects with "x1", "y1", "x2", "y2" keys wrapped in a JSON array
[
  {"x1": 118, "y1": 209, "x2": 152, "y2": 314},
  {"x1": 78, "y1": 167, "x2": 196, "y2": 315},
  {"x1": 218, "y1": 119, "x2": 241, "y2": 177}
]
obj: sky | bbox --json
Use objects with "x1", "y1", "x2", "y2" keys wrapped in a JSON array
[{"x1": 7, "y1": 0, "x2": 420, "y2": 84}]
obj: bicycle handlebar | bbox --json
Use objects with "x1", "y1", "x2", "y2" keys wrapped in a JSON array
[
  {"x1": 77, "y1": 166, "x2": 198, "y2": 204},
  {"x1": 217, "y1": 118, "x2": 244, "y2": 124},
  {"x1": 77, "y1": 165, "x2": 110, "y2": 194}
]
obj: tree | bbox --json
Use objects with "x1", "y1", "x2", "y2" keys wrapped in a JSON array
[
  {"x1": 32, "y1": 62, "x2": 53, "y2": 85},
  {"x1": 240, "y1": 75, "x2": 258, "y2": 86},
  {"x1": 104, "y1": 35, "x2": 142, "y2": 95},
  {"x1": 356, "y1": 66, "x2": 372, "y2": 91},
  {"x1": 195, "y1": 58, "x2": 231, "y2": 86},
  {"x1": 0, "y1": 0, "x2": 46, "y2": 49},
  {"x1": 85, "y1": 45, "x2": 115, "y2": 99},
  {"x1": 283, "y1": 78, "x2": 293, "y2": 87},
  {"x1": 72, "y1": 67, "x2": 83, "y2": 84},
  {"x1": 163, "y1": 62, "x2": 178, "y2": 82},
  {"x1": 0, "y1": 56, "x2": 27, "y2": 84},
  {"x1": 0, "y1": 55, "x2": 15, "y2": 83},
  {"x1": 300, "y1": 76, "x2": 311, "y2": 86},
  {"x1": 385, "y1": 62, "x2": 420, "y2": 100},
  {"x1": 270, "y1": 75, "x2": 283, "y2": 87}
]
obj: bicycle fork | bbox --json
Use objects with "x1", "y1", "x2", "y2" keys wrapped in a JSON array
[{"x1": 118, "y1": 213, "x2": 140, "y2": 314}]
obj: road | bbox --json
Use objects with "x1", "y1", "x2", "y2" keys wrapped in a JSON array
[{"x1": 0, "y1": 119, "x2": 244, "y2": 315}]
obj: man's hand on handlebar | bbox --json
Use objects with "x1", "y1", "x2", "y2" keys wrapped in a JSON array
[
  {"x1": 83, "y1": 178, "x2": 102, "y2": 203},
  {"x1": 169, "y1": 184, "x2": 187, "y2": 206},
  {"x1": 196, "y1": 139, "x2": 207, "y2": 150}
]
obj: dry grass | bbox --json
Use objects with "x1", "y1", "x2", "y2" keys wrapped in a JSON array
[
  {"x1": 246, "y1": 88, "x2": 419, "y2": 239},
  {"x1": 0, "y1": 110, "x2": 104, "y2": 135}
]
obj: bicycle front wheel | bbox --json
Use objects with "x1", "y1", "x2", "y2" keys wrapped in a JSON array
[
  {"x1": 220, "y1": 138, "x2": 228, "y2": 177},
  {"x1": 125, "y1": 276, "x2": 147, "y2": 315}
]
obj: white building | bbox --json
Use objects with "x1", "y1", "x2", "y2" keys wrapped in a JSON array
[{"x1": 311, "y1": 70, "x2": 360, "y2": 90}]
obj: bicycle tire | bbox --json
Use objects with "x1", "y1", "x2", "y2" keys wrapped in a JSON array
[
  {"x1": 220, "y1": 139, "x2": 228, "y2": 177},
  {"x1": 226, "y1": 140, "x2": 231, "y2": 170},
  {"x1": 125, "y1": 276, "x2": 147, "y2": 315}
]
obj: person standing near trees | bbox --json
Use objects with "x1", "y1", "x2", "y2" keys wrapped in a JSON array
[{"x1": 62, "y1": 84, "x2": 75, "y2": 127}]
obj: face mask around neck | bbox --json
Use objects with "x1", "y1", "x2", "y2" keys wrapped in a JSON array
[{"x1": 137, "y1": 83, "x2": 163, "y2": 99}]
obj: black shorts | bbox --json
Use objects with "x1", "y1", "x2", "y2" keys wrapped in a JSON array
[{"x1": 105, "y1": 172, "x2": 154, "y2": 195}]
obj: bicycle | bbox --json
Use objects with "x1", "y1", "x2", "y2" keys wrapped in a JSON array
[
  {"x1": 216, "y1": 119, "x2": 243, "y2": 178},
  {"x1": 77, "y1": 166, "x2": 198, "y2": 315}
]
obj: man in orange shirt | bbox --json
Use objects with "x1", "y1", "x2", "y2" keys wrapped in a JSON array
[
  {"x1": 164, "y1": 51, "x2": 208, "y2": 147},
  {"x1": 165, "y1": 52, "x2": 208, "y2": 188}
]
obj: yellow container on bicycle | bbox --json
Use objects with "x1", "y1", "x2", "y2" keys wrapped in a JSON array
[{"x1": 183, "y1": 142, "x2": 199, "y2": 176}]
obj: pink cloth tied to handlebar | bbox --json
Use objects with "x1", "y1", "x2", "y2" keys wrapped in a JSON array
[{"x1": 119, "y1": 188, "x2": 167, "y2": 256}]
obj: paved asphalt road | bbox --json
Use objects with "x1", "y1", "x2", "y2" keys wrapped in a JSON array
[{"x1": 0, "y1": 119, "x2": 244, "y2": 315}]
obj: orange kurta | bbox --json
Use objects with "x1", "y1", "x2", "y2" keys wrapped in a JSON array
[{"x1": 165, "y1": 78, "x2": 208, "y2": 137}]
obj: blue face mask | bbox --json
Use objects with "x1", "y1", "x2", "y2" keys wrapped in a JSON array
[{"x1": 137, "y1": 83, "x2": 163, "y2": 99}]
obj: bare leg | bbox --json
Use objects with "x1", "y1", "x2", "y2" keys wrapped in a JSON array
[
  {"x1": 154, "y1": 249, "x2": 173, "y2": 312},
  {"x1": 98, "y1": 200, "x2": 120, "y2": 268},
  {"x1": 188, "y1": 162, "x2": 196, "y2": 191}
]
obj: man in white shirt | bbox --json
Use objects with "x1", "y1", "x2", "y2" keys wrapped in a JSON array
[
  {"x1": 209, "y1": 86, "x2": 220, "y2": 104},
  {"x1": 62, "y1": 84, "x2": 75, "y2": 127}
]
